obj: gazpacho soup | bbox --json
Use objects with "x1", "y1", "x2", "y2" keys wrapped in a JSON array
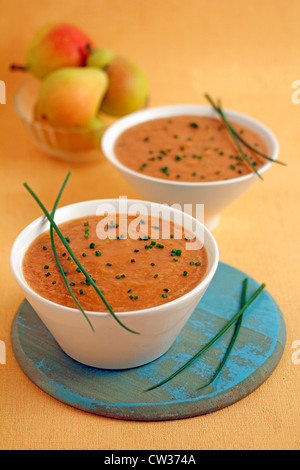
[
  {"x1": 23, "y1": 214, "x2": 208, "y2": 312},
  {"x1": 114, "y1": 115, "x2": 268, "y2": 182}
]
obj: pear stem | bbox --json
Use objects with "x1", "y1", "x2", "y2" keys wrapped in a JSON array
[{"x1": 10, "y1": 64, "x2": 28, "y2": 72}]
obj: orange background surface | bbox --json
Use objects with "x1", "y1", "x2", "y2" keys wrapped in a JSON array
[{"x1": 0, "y1": 0, "x2": 300, "y2": 450}]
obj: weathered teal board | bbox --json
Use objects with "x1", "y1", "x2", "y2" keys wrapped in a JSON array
[{"x1": 11, "y1": 262, "x2": 286, "y2": 420}]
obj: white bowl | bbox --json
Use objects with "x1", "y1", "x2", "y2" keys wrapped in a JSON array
[
  {"x1": 10, "y1": 198, "x2": 219, "y2": 369},
  {"x1": 101, "y1": 105, "x2": 279, "y2": 230}
]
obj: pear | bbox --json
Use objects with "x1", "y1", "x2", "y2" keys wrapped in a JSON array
[
  {"x1": 87, "y1": 48, "x2": 116, "y2": 69},
  {"x1": 34, "y1": 67, "x2": 108, "y2": 128},
  {"x1": 10, "y1": 23, "x2": 94, "y2": 79},
  {"x1": 87, "y1": 48, "x2": 149, "y2": 116}
]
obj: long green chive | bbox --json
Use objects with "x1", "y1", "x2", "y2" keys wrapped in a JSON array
[
  {"x1": 47, "y1": 172, "x2": 95, "y2": 332},
  {"x1": 197, "y1": 278, "x2": 248, "y2": 391},
  {"x1": 205, "y1": 94, "x2": 263, "y2": 179},
  {"x1": 146, "y1": 281, "x2": 265, "y2": 391},
  {"x1": 231, "y1": 126, "x2": 286, "y2": 166},
  {"x1": 24, "y1": 176, "x2": 139, "y2": 335}
]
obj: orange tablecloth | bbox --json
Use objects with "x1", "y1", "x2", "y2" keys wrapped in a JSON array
[{"x1": 1, "y1": 0, "x2": 299, "y2": 450}]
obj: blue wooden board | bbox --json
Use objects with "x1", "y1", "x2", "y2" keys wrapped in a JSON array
[{"x1": 11, "y1": 262, "x2": 286, "y2": 421}]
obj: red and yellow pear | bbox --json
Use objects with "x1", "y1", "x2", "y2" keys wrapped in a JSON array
[{"x1": 11, "y1": 23, "x2": 94, "y2": 79}]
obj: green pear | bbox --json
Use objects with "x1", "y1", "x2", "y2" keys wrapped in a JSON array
[
  {"x1": 34, "y1": 67, "x2": 108, "y2": 128},
  {"x1": 87, "y1": 48, "x2": 149, "y2": 117},
  {"x1": 10, "y1": 23, "x2": 94, "y2": 79},
  {"x1": 87, "y1": 48, "x2": 116, "y2": 69}
]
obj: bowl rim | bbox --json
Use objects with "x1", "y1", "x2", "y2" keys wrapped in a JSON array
[
  {"x1": 13, "y1": 78, "x2": 109, "y2": 135},
  {"x1": 101, "y1": 104, "x2": 279, "y2": 187},
  {"x1": 10, "y1": 198, "x2": 219, "y2": 319}
]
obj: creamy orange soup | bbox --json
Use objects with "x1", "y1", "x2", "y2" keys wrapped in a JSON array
[
  {"x1": 115, "y1": 115, "x2": 268, "y2": 182},
  {"x1": 23, "y1": 214, "x2": 208, "y2": 312}
]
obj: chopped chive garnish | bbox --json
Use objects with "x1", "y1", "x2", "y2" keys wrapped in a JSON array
[
  {"x1": 52, "y1": 281, "x2": 56, "y2": 285},
  {"x1": 162, "y1": 294, "x2": 168, "y2": 298},
  {"x1": 44, "y1": 265, "x2": 49, "y2": 269},
  {"x1": 189, "y1": 122, "x2": 199, "y2": 128},
  {"x1": 45, "y1": 272, "x2": 51, "y2": 277},
  {"x1": 89, "y1": 242, "x2": 95, "y2": 249},
  {"x1": 183, "y1": 271, "x2": 188, "y2": 276},
  {"x1": 131, "y1": 259, "x2": 135, "y2": 263},
  {"x1": 79, "y1": 289, "x2": 84, "y2": 295},
  {"x1": 171, "y1": 249, "x2": 182, "y2": 256},
  {"x1": 82, "y1": 253, "x2": 87, "y2": 257},
  {"x1": 161, "y1": 166, "x2": 169, "y2": 176},
  {"x1": 106, "y1": 263, "x2": 112, "y2": 266},
  {"x1": 43, "y1": 246, "x2": 47, "y2": 250},
  {"x1": 154, "y1": 274, "x2": 158, "y2": 278},
  {"x1": 96, "y1": 251, "x2": 101, "y2": 256}
]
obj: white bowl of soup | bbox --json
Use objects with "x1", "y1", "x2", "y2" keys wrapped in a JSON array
[
  {"x1": 101, "y1": 105, "x2": 279, "y2": 230},
  {"x1": 11, "y1": 198, "x2": 219, "y2": 369}
]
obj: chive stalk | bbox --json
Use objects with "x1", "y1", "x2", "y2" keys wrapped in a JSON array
[
  {"x1": 197, "y1": 278, "x2": 248, "y2": 390},
  {"x1": 146, "y1": 281, "x2": 265, "y2": 391},
  {"x1": 48, "y1": 172, "x2": 95, "y2": 332},
  {"x1": 204, "y1": 94, "x2": 263, "y2": 180},
  {"x1": 24, "y1": 177, "x2": 139, "y2": 335}
]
